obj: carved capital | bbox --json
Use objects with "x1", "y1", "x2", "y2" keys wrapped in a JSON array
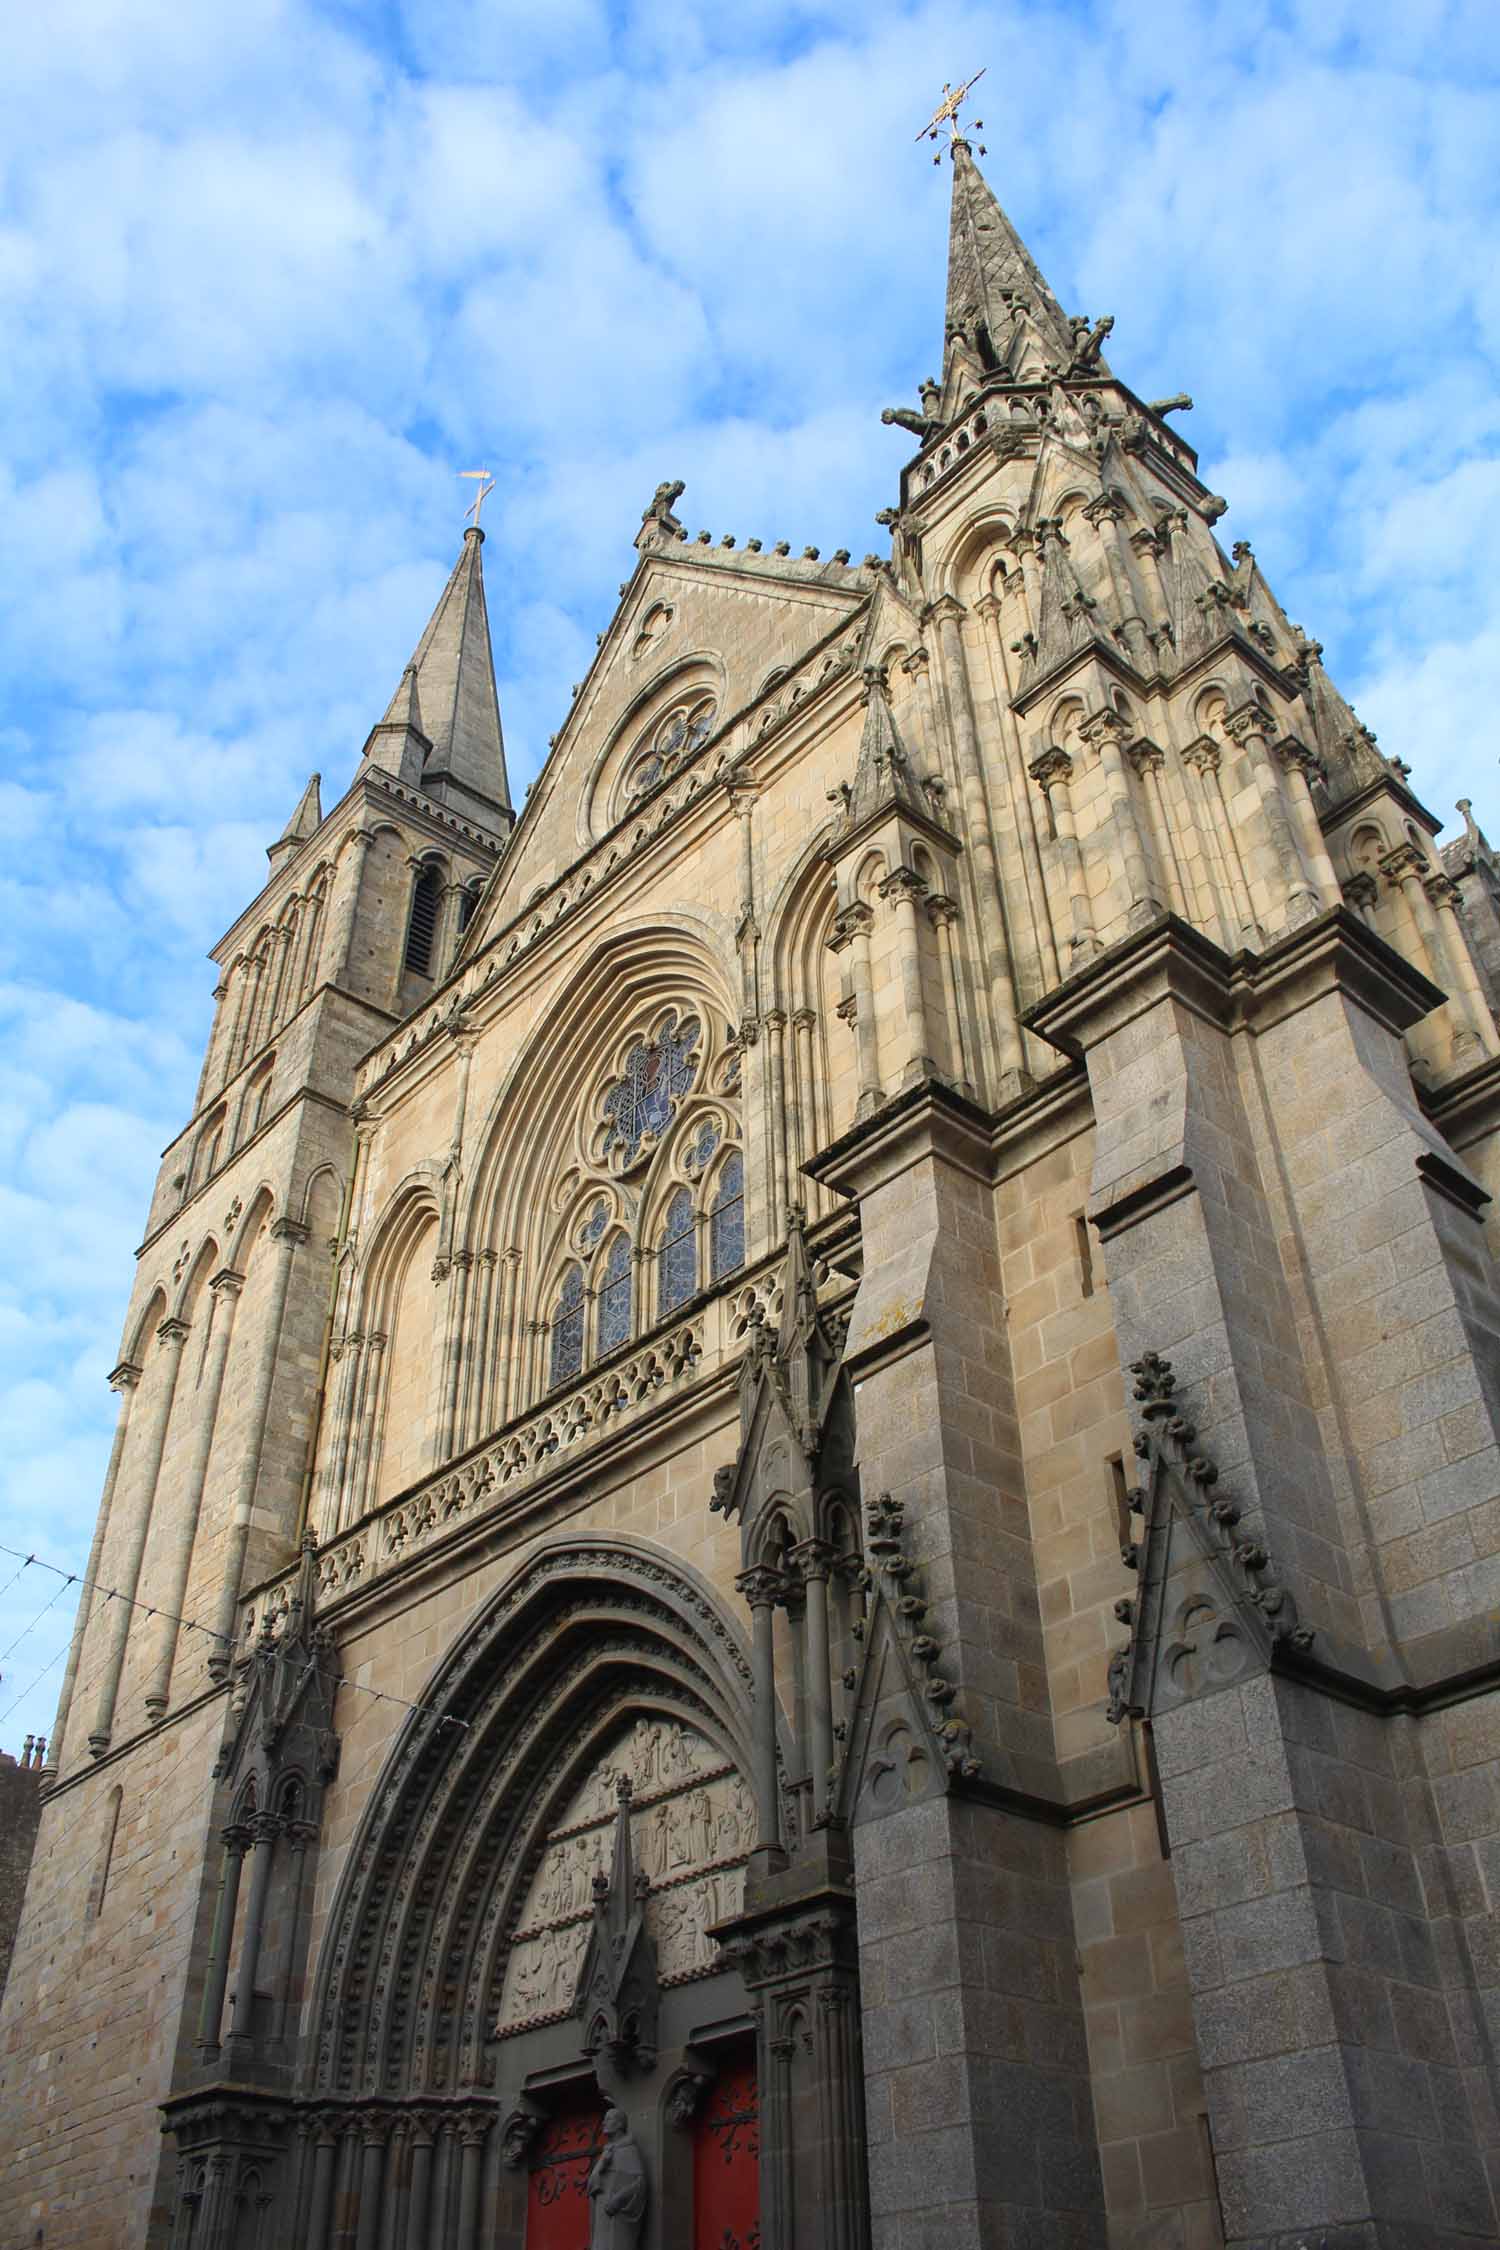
[
  {"x1": 789, "y1": 1537, "x2": 836, "y2": 1583},
  {"x1": 270, "y1": 1217, "x2": 311, "y2": 1248},
  {"x1": 790, "y1": 1006, "x2": 817, "y2": 1032},
  {"x1": 827, "y1": 902, "x2": 874, "y2": 951},
  {"x1": 736, "y1": 1564, "x2": 790, "y2": 1611},
  {"x1": 1079, "y1": 708, "x2": 1129, "y2": 752},
  {"x1": 878, "y1": 865, "x2": 928, "y2": 905},
  {"x1": 157, "y1": 1317, "x2": 192, "y2": 1348},
  {"x1": 920, "y1": 594, "x2": 966, "y2": 628},
  {"x1": 1181, "y1": 735, "x2": 1221, "y2": 777},
  {"x1": 1082, "y1": 490, "x2": 1126, "y2": 527},
  {"x1": 900, "y1": 646, "x2": 931, "y2": 678},
  {"x1": 1273, "y1": 734, "x2": 1325, "y2": 787},
  {"x1": 1380, "y1": 842, "x2": 1429, "y2": 888},
  {"x1": 1223, "y1": 699, "x2": 1275, "y2": 748},
  {"x1": 1341, "y1": 871, "x2": 1379, "y2": 912},
  {"x1": 1028, "y1": 746, "x2": 1073, "y2": 795},
  {"x1": 1424, "y1": 870, "x2": 1462, "y2": 912},
  {"x1": 1126, "y1": 737, "x2": 1166, "y2": 779},
  {"x1": 108, "y1": 1359, "x2": 144, "y2": 1393},
  {"x1": 209, "y1": 1267, "x2": 246, "y2": 1300},
  {"x1": 925, "y1": 892, "x2": 959, "y2": 930}
]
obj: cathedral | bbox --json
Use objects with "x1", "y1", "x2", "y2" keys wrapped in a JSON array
[{"x1": 6, "y1": 123, "x2": 1500, "y2": 2250}]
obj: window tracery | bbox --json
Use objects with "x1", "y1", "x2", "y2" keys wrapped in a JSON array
[
  {"x1": 537, "y1": 1013, "x2": 746, "y2": 1399},
  {"x1": 624, "y1": 697, "x2": 716, "y2": 802},
  {"x1": 601, "y1": 1013, "x2": 700, "y2": 1167}
]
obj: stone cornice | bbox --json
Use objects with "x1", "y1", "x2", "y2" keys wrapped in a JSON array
[{"x1": 1024, "y1": 906, "x2": 1445, "y2": 1067}]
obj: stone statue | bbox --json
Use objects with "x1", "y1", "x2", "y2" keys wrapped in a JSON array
[{"x1": 587, "y1": 2107, "x2": 648, "y2": 2248}]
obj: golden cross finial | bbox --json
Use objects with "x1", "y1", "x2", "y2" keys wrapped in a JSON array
[
  {"x1": 459, "y1": 469, "x2": 495, "y2": 529},
  {"x1": 915, "y1": 69, "x2": 986, "y2": 159}
]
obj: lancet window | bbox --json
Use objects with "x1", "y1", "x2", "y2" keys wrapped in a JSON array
[
  {"x1": 597, "y1": 1232, "x2": 633, "y2": 1354},
  {"x1": 403, "y1": 861, "x2": 444, "y2": 976},
  {"x1": 710, "y1": 1149, "x2": 745, "y2": 1281},
  {"x1": 658, "y1": 1185, "x2": 697, "y2": 1316},
  {"x1": 549, "y1": 1263, "x2": 586, "y2": 1388}
]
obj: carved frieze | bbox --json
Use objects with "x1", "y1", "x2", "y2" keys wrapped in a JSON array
[{"x1": 495, "y1": 1718, "x2": 755, "y2": 2034}]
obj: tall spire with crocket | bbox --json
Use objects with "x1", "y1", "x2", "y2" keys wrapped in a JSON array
[{"x1": 361, "y1": 525, "x2": 512, "y2": 832}]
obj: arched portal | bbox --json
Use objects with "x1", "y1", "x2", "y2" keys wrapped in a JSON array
[{"x1": 300, "y1": 1538, "x2": 763, "y2": 2248}]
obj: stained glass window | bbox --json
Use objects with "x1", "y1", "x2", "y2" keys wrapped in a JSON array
[
  {"x1": 579, "y1": 1198, "x2": 609, "y2": 1250},
  {"x1": 684, "y1": 1118, "x2": 721, "y2": 1176},
  {"x1": 597, "y1": 1233, "x2": 633, "y2": 1354},
  {"x1": 549, "y1": 1264, "x2": 585, "y2": 1389},
  {"x1": 658, "y1": 1187, "x2": 697, "y2": 1316},
  {"x1": 626, "y1": 700, "x2": 716, "y2": 800},
  {"x1": 602, "y1": 1014, "x2": 700, "y2": 1164},
  {"x1": 710, "y1": 1150, "x2": 745, "y2": 1281}
]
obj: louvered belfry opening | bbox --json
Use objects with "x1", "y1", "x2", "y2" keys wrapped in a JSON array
[{"x1": 404, "y1": 864, "x2": 443, "y2": 975}]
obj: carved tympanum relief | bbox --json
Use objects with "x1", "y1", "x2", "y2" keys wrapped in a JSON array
[{"x1": 496, "y1": 1716, "x2": 754, "y2": 2034}]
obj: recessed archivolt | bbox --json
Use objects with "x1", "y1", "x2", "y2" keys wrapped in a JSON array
[
  {"x1": 461, "y1": 917, "x2": 737, "y2": 1269},
  {"x1": 354, "y1": 1170, "x2": 443, "y2": 1335},
  {"x1": 308, "y1": 1538, "x2": 754, "y2": 2098}
]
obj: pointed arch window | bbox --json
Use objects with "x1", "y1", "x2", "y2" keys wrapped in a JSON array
[
  {"x1": 404, "y1": 864, "x2": 444, "y2": 976},
  {"x1": 658, "y1": 1187, "x2": 697, "y2": 1317},
  {"x1": 709, "y1": 1150, "x2": 745, "y2": 1282},
  {"x1": 597, "y1": 1233, "x2": 633, "y2": 1355},
  {"x1": 549, "y1": 1263, "x2": 586, "y2": 1389}
]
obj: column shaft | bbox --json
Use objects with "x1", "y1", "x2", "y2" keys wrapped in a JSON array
[
  {"x1": 90, "y1": 1317, "x2": 189, "y2": 1752},
  {"x1": 196, "y1": 1830, "x2": 246, "y2": 2053},
  {"x1": 46, "y1": 1362, "x2": 139, "y2": 1774},
  {"x1": 145, "y1": 1270, "x2": 243, "y2": 1720},
  {"x1": 209, "y1": 1218, "x2": 306, "y2": 1671}
]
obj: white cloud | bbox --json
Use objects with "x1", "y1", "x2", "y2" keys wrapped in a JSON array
[{"x1": 0, "y1": 0, "x2": 1497, "y2": 1746}]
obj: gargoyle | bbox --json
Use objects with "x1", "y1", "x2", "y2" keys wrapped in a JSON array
[{"x1": 881, "y1": 406, "x2": 941, "y2": 442}]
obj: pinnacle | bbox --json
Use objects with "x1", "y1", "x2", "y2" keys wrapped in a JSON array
[{"x1": 266, "y1": 769, "x2": 323, "y2": 870}]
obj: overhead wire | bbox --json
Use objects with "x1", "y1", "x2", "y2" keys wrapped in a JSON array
[{"x1": 0, "y1": 1537, "x2": 469, "y2": 1741}]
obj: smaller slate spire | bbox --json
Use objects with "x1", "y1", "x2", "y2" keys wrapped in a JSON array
[
  {"x1": 360, "y1": 527, "x2": 513, "y2": 830},
  {"x1": 266, "y1": 771, "x2": 322, "y2": 872}
]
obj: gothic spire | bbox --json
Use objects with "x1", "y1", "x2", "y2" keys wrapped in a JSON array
[
  {"x1": 942, "y1": 138, "x2": 1088, "y2": 403},
  {"x1": 370, "y1": 526, "x2": 512, "y2": 828}
]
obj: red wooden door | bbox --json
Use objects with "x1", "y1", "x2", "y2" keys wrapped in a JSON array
[
  {"x1": 526, "y1": 2092, "x2": 605, "y2": 2250},
  {"x1": 692, "y1": 2044, "x2": 760, "y2": 2250}
]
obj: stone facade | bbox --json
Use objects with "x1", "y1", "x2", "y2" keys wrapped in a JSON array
[
  {"x1": 4, "y1": 137, "x2": 1500, "y2": 2250},
  {"x1": 0, "y1": 1738, "x2": 45, "y2": 2008}
]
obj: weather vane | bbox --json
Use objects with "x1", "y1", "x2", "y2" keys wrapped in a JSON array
[
  {"x1": 459, "y1": 469, "x2": 495, "y2": 529},
  {"x1": 915, "y1": 70, "x2": 987, "y2": 162}
]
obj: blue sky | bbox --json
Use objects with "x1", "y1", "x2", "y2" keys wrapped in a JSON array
[{"x1": 2, "y1": 0, "x2": 1498, "y2": 1752}]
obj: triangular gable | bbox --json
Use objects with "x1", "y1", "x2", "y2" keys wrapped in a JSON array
[
  {"x1": 456, "y1": 524, "x2": 873, "y2": 962},
  {"x1": 1106, "y1": 1353, "x2": 1314, "y2": 1729}
]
